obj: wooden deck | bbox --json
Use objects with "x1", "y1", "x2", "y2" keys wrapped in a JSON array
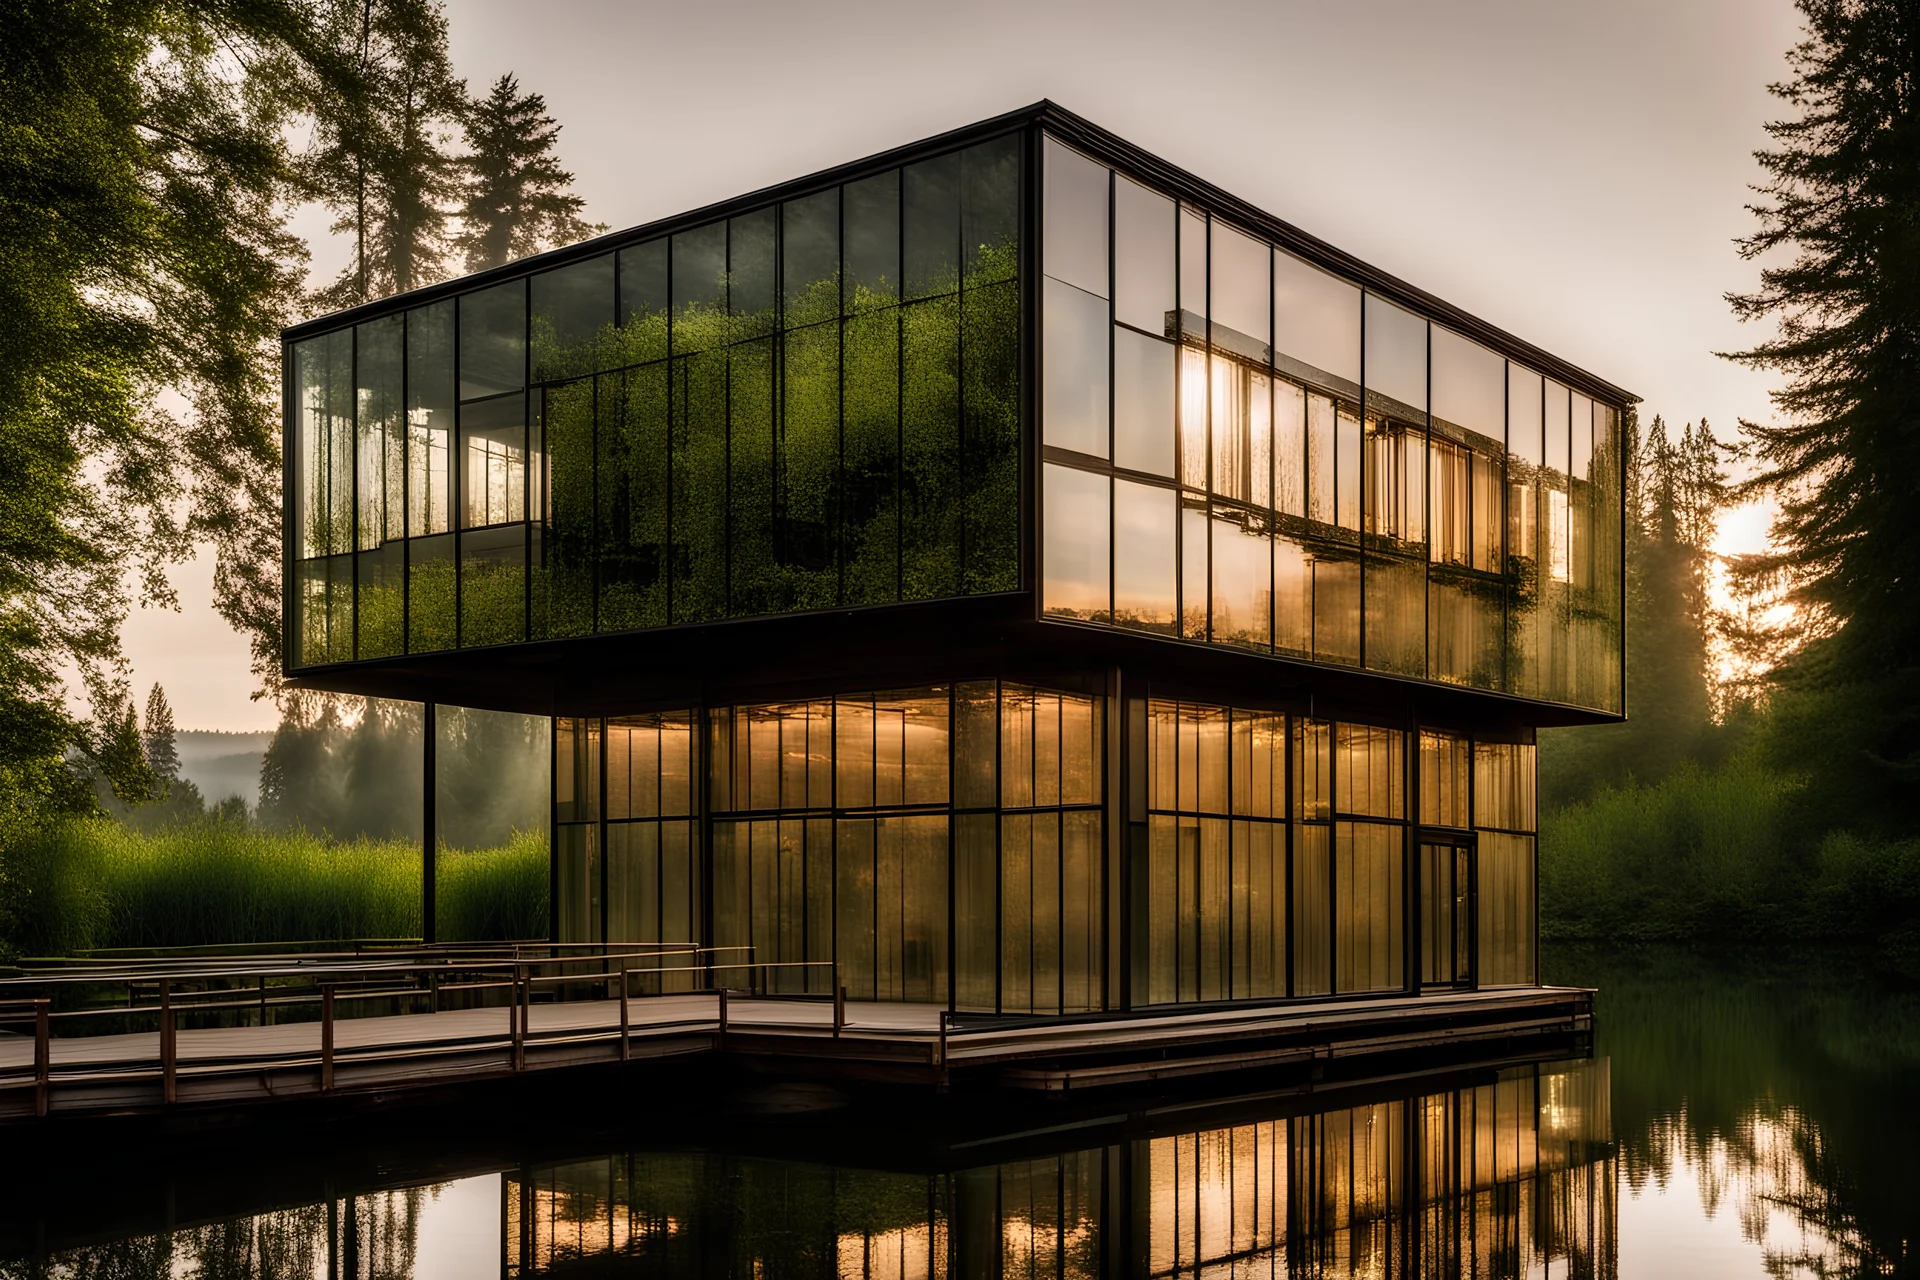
[{"x1": 0, "y1": 983, "x2": 1592, "y2": 1121}]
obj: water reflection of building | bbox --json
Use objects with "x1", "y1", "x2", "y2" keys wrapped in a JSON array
[{"x1": 505, "y1": 1060, "x2": 1615, "y2": 1278}]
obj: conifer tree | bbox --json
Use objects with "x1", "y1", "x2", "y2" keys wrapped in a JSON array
[
  {"x1": 1726, "y1": 0, "x2": 1920, "y2": 677},
  {"x1": 455, "y1": 74, "x2": 600, "y2": 272},
  {"x1": 306, "y1": 0, "x2": 465, "y2": 309},
  {"x1": 142, "y1": 684, "x2": 179, "y2": 783}
]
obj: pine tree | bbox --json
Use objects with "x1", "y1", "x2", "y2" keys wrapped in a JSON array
[
  {"x1": 455, "y1": 74, "x2": 600, "y2": 273},
  {"x1": 1726, "y1": 0, "x2": 1920, "y2": 676},
  {"x1": 142, "y1": 684, "x2": 179, "y2": 782},
  {"x1": 306, "y1": 0, "x2": 465, "y2": 310}
]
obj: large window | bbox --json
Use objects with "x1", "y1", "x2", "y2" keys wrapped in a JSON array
[
  {"x1": 289, "y1": 133, "x2": 1022, "y2": 666},
  {"x1": 1038, "y1": 133, "x2": 1624, "y2": 715}
]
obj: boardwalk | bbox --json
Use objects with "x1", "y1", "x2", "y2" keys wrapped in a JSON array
[{"x1": 0, "y1": 978, "x2": 1592, "y2": 1121}]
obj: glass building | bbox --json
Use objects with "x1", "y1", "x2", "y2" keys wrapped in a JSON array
[{"x1": 283, "y1": 103, "x2": 1630, "y2": 1020}]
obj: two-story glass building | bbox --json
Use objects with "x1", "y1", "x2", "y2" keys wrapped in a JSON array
[{"x1": 283, "y1": 102, "x2": 1629, "y2": 1024}]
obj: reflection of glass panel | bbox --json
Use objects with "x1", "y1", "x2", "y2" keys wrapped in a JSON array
[
  {"x1": 1181, "y1": 504, "x2": 1209, "y2": 639},
  {"x1": 1545, "y1": 379, "x2": 1571, "y2": 475},
  {"x1": 1275, "y1": 378, "x2": 1306, "y2": 518},
  {"x1": 729, "y1": 208, "x2": 777, "y2": 338},
  {"x1": 844, "y1": 170, "x2": 900, "y2": 311},
  {"x1": 1336, "y1": 400, "x2": 1362, "y2": 531},
  {"x1": 1113, "y1": 326, "x2": 1175, "y2": 476},
  {"x1": 728, "y1": 337, "x2": 777, "y2": 615},
  {"x1": 842, "y1": 307, "x2": 898, "y2": 606},
  {"x1": 1211, "y1": 358, "x2": 1272, "y2": 508},
  {"x1": 1179, "y1": 347, "x2": 1207, "y2": 489},
  {"x1": 1043, "y1": 277, "x2": 1110, "y2": 457},
  {"x1": 1043, "y1": 138, "x2": 1108, "y2": 298},
  {"x1": 902, "y1": 294, "x2": 963, "y2": 600},
  {"x1": 1312, "y1": 552, "x2": 1360, "y2": 666},
  {"x1": 1364, "y1": 416, "x2": 1426, "y2": 545},
  {"x1": 1474, "y1": 740, "x2": 1537, "y2": 832},
  {"x1": 961, "y1": 134, "x2": 1019, "y2": 284},
  {"x1": 1210, "y1": 514, "x2": 1271, "y2": 649},
  {"x1": 407, "y1": 532, "x2": 455, "y2": 654},
  {"x1": 1431, "y1": 325, "x2": 1504, "y2": 443},
  {"x1": 459, "y1": 523, "x2": 525, "y2": 647},
  {"x1": 1210, "y1": 222, "x2": 1270, "y2": 356},
  {"x1": 1508, "y1": 365, "x2": 1544, "y2": 468},
  {"x1": 600, "y1": 363, "x2": 668, "y2": 632},
  {"x1": 1114, "y1": 175, "x2": 1175, "y2": 335},
  {"x1": 460, "y1": 393, "x2": 527, "y2": 528},
  {"x1": 530, "y1": 254, "x2": 614, "y2": 381},
  {"x1": 1043, "y1": 463, "x2": 1110, "y2": 620},
  {"x1": 535, "y1": 379, "x2": 593, "y2": 639},
  {"x1": 904, "y1": 150, "x2": 960, "y2": 300},
  {"x1": 1274, "y1": 248, "x2": 1360, "y2": 388},
  {"x1": 458, "y1": 279, "x2": 526, "y2": 400},
  {"x1": 1364, "y1": 553, "x2": 1426, "y2": 677},
  {"x1": 1114, "y1": 478, "x2": 1176, "y2": 633}
]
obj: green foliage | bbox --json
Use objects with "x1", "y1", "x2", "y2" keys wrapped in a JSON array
[
  {"x1": 0, "y1": 818, "x2": 547, "y2": 956},
  {"x1": 456, "y1": 72, "x2": 599, "y2": 272},
  {"x1": 141, "y1": 682, "x2": 178, "y2": 781}
]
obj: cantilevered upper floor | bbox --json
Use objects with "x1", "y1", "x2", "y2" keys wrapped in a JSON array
[{"x1": 282, "y1": 101, "x2": 1633, "y2": 720}]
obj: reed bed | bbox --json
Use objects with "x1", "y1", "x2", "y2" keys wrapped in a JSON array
[{"x1": 0, "y1": 819, "x2": 546, "y2": 957}]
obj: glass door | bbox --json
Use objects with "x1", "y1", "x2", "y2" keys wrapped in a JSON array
[{"x1": 1419, "y1": 834, "x2": 1475, "y2": 989}]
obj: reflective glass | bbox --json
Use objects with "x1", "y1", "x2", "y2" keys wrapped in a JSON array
[
  {"x1": 1294, "y1": 718, "x2": 1331, "y2": 821},
  {"x1": 458, "y1": 279, "x2": 525, "y2": 400},
  {"x1": 1274, "y1": 378, "x2": 1306, "y2": 518},
  {"x1": 617, "y1": 239, "x2": 670, "y2": 363},
  {"x1": 1209, "y1": 222, "x2": 1270, "y2": 362},
  {"x1": 459, "y1": 523, "x2": 524, "y2": 647},
  {"x1": 841, "y1": 307, "x2": 899, "y2": 606},
  {"x1": 1418, "y1": 730, "x2": 1470, "y2": 827},
  {"x1": 1273, "y1": 249, "x2": 1360, "y2": 390},
  {"x1": 961, "y1": 133, "x2": 1019, "y2": 284},
  {"x1": 1113, "y1": 478, "x2": 1177, "y2": 633},
  {"x1": 1114, "y1": 175, "x2": 1175, "y2": 335},
  {"x1": 1364, "y1": 553, "x2": 1426, "y2": 677},
  {"x1": 727, "y1": 338, "x2": 778, "y2": 615},
  {"x1": 530, "y1": 254, "x2": 614, "y2": 381},
  {"x1": 1431, "y1": 326, "x2": 1504, "y2": 445},
  {"x1": 294, "y1": 330, "x2": 353, "y2": 666},
  {"x1": 1179, "y1": 209, "x2": 1207, "y2": 333},
  {"x1": 599, "y1": 362, "x2": 668, "y2": 631},
  {"x1": 671, "y1": 223, "x2": 727, "y2": 353},
  {"x1": 1335, "y1": 822, "x2": 1403, "y2": 994},
  {"x1": 1545, "y1": 380, "x2": 1572, "y2": 475},
  {"x1": 1210, "y1": 514, "x2": 1271, "y2": 649},
  {"x1": 355, "y1": 316, "x2": 405, "y2": 659},
  {"x1": 902, "y1": 293, "x2": 964, "y2": 600},
  {"x1": 1181, "y1": 504, "x2": 1208, "y2": 639},
  {"x1": 1293, "y1": 824, "x2": 1331, "y2": 996},
  {"x1": 1043, "y1": 276, "x2": 1109, "y2": 458},
  {"x1": 534, "y1": 378, "x2": 594, "y2": 639},
  {"x1": 1363, "y1": 294, "x2": 1427, "y2": 417},
  {"x1": 781, "y1": 190, "x2": 839, "y2": 327},
  {"x1": 844, "y1": 170, "x2": 900, "y2": 310},
  {"x1": 1474, "y1": 740, "x2": 1538, "y2": 832},
  {"x1": 1479, "y1": 832, "x2": 1536, "y2": 986},
  {"x1": 460, "y1": 393, "x2": 527, "y2": 529},
  {"x1": 1211, "y1": 359, "x2": 1272, "y2": 508},
  {"x1": 1273, "y1": 535, "x2": 1311, "y2": 657},
  {"x1": 904, "y1": 150, "x2": 961, "y2": 300},
  {"x1": 1042, "y1": 463, "x2": 1110, "y2": 620},
  {"x1": 1113, "y1": 326, "x2": 1175, "y2": 476},
  {"x1": 1311, "y1": 551, "x2": 1360, "y2": 666},
  {"x1": 1043, "y1": 137, "x2": 1107, "y2": 298},
  {"x1": 1335, "y1": 722, "x2": 1404, "y2": 818},
  {"x1": 729, "y1": 208, "x2": 777, "y2": 337},
  {"x1": 406, "y1": 302, "x2": 455, "y2": 542}
]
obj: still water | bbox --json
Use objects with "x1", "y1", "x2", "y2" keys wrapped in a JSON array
[{"x1": 3, "y1": 947, "x2": 1913, "y2": 1278}]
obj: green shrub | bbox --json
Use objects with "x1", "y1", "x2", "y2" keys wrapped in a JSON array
[{"x1": 0, "y1": 818, "x2": 547, "y2": 955}]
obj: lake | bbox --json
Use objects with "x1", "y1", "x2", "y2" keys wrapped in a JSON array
[{"x1": 3, "y1": 946, "x2": 1913, "y2": 1278}]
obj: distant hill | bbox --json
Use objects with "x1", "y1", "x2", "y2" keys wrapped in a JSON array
[{"x1": 175, "y1": 730, "x2": 274, "y2": 809}]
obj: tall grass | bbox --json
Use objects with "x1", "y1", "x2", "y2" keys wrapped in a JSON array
[{"x1": 0, "y1": 818, "x2": 546, "y2": 957}]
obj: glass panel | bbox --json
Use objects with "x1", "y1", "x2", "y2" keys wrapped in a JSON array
[
  {"x1": 1114, "y1": 175, "x2": 1175, "y2": 336},
  {"x1": 776, "y1": 320, "x2": 839, "y2": 610},
  {"x1": 1179, "y1": 209, "x2": 1206, "y2": 330},
  {"x1": 962, "y1": 134, "x2": 1019, "y2": 284},
  {"x1": 534, "y1": 379, "x2": 594, "y2": 639},
  {"x1": 354, "y1": 316, "x2": 405, "y2": 660},
  {"x1": 902, "y1": 293, "x2": 963, "y2": 599},
  {"x1": 1431, "y1": 326, "x2": 1504, "y2": 449},
  {"x1": 844, "y1": 169, "x2": 900, "y2": 311},
  {"x1": 1335, "y1": 821, "x2": 1403, "y2": 993},
  {"x1": 1473, "y1": 740, "x2": 1537, "y2": 832},
  {"x1": 1043, "y1": 277, "x2": 1109, "y2": 457},
  {"x1": 671, "y1": 222, "x2": 727, "y2": 353},
  {"x1": 1418, "y1": 730, "x2": 1470, "y2": 827},
  {"x1": 554, "y1": 824, "x2": 599, "y2": 945},
  {"x1": 1364, "y1": 552, "x2": 1425, "y2": 677},
  {"x1": 1043, "y1": 464, "x2": 1109, "y2": 620},
  {"x1": 531, "y1": 253, "x2": 614, "y2": 381},
  {"x1": 1311, "y1": 551, "x2": 1360, "y2": 666},
  {"x1": 1293, "y1": 824, "x2": 1331, "y2": 996},
  {"x1": 782, "y1": 189, "x2": 839, "y2": 328},
  {"x1": 617, "y1": 239, "x2": 669, "y2": 363},
  {"x1": 1294, "y1": 718, "x2": 1331, "y2": 821},
  {"x1": 1181, "y1": 503, "x2": 1208, "y2": 639},
  {"x1": 904, "y1": 150, "x2": 960, "y2": 300},
  {"x1": 600, "y1": 362, "x2": 669, "y2": 631},
  {"x1": 1210, "y1": 513, "x2": 1270, "y2": 650},
  {"x1": 963, "y1": 279, "x2": 1021, "y2": 594},
  {"x1": 460, "y1": 523, "x2": 524, "y2": 647},
  {"x1": 405, "y1": 302, "x2": 455, "y2": 556},
  {"x1": 1179, "y1": 347, "x2": 1207, "y2": 490},
  {"x1": 729, "y1": 208, "x2": 777, "y2": 339},
  {"x1": 955, "y1": 812, "x2": 997, "y2": 1011},
  {"x1": 293, "y1": 330, "x2": 353, "y2": 666},
  {"x1": 1274, "y1": 534, "x2": 1311, "y2": 657},
  {"x1": 1210, "y1": 222, "x2": 1270, "y2": 364},
  {"x1": 1363, "y1": 294, "x2": 1426, "y2": 418},
  {"x1": 458, "y1": 279, "x2": 525, "y2": 400},
  {"x1": 955, "y1": 681, "x2": 998, "y2": 810},
  {"x1": 1211, "y1": 357, "x2": 1272, "y2": 507},
  {"x1": 842, "y1": 306, "x2": 900, "y2": 604},
  {"x1": 1274, "y1": 377, "x2": 1306, "y2": 518},
  {"x1": 728, "y1": 338, "x2": 777, "y2": 615},
  {"x1": 407, "y1": 532, "x2": 455, "y2": 654},
  {"x1": 1043, "y1": 137, "x2": 1107, "y2": 298},
  {"x1": 1113, "y1": 326, "x2": 1175, "y2": 476},
  {"x1": 1335, "y1": 722, "x2": 1405, "y2": 819},
  {"x1": 1113, "y1": 478, "x2": 1176, "y2": 633},
  {"x1": 1273, "y1": 249, "x2": 1360, "y2": 390},
  {"x1": 1479, "y1": 832, "x2": 1536, "y2": 986}
]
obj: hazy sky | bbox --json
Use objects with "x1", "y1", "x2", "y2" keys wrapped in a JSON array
[{"x1": 122, "y1": 0, "x2": 1804, "y2": 729}]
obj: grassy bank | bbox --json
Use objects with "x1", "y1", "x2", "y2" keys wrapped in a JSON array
[
  {"x1": 1540, "y1": 751, "x2": 1920, "y2": 952},
  {"x1": 0, "y1": 818, "x2": 547, "y2": 958}
]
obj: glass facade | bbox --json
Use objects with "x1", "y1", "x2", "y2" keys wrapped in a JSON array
[
  {"x1": 505, "y1": 1058, "x2": 1613, "y2": 1278},
  {"x1": 558, "y1": 690, "x2": 1536, "y2": 1009},
  {"x1": 290, "y1": 134, "x2": 1021, "y2": 667},
  {"x1": 1039, "y1": 134, "x2": 1625, "y2": 715},
  {"x1": 555, "y1": 679, "x2": 1106, "y2": 1015}
]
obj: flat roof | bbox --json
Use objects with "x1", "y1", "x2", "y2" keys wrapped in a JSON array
[{"x1": 283, "y1": 100, "x2": 1636, "y2": 407}]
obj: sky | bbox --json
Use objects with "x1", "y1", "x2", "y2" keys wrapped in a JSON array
[{"x1": 121, "y1": 0, "x2": 1805, "y2": 730}]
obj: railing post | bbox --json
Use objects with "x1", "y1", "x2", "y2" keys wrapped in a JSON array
[
  {"x1": 618, "y1": 968, "x2": 630, "y2": 1062},
  {"x1": 937, "y1": 1010, "x2": 948, "y2": 1069},
  {"x1": 258, "y1": 974, "x2": 267, "y2": 1028},
  {"x1": 321, "y1": 984, "x2": 335, "y2": 1092},
  {"x1": 512, "y1": 963, "x2": 526, "y2": 1071},
  {"x1": 834, "y1": 984, "x2": 846, "y2": 1039},
  {"x1": 717, "y1": 986, "x2": 728, "y2": 1050},
  {"x1": 33, "y1": 999, "x2": 50, "y2": 1118},
  {"x1": 160, "y1": 980, "x2": 177, "y2": 1105}
]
